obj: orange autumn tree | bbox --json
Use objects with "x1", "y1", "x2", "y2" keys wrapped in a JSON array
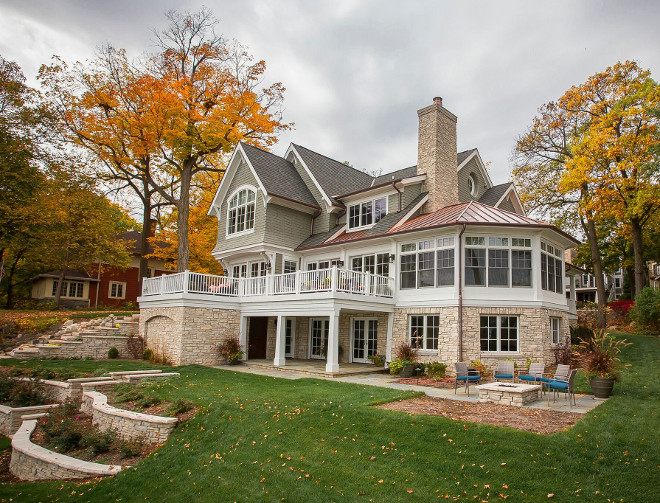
[{"x1": 39, "y1": 7, "x2": 291, "y2": 272}]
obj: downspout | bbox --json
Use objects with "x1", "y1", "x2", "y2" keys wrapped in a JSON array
[
  {"x1": 458, "y1": 223, "x2": 467, "y2": 362},
  {"x1": 392, "y1": 181, "x2": 403, "y2": 212},
  {"x1": 310, "y1": 209, "x2": 322, "y2": 235}
]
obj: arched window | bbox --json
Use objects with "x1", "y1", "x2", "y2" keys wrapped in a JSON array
[
  {"x1": 468, "y1": 174, "x2": 477, "y2": 196},
  {"x1": 227, "y1": 187, "x2": 256, "y2": 235}
]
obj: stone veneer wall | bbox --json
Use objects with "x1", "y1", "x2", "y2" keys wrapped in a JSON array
[
  {"x1": 140, "y1": 306, "x2": 240, "y2": 366},
  {"x1": 12, "y1": 335, "x2": 130, "y2": 360},
  {"x1": 392, "y1": 306, "x2": 570, "y2": 372},
  {"x1": 82, "y1": 391, "x2": 177, "y2": 444},
  {"x1": 0, "y1": 404, "x2": 61, "y2": 436},
  {"x1": 10, "y1": 417, "x2": 122, "y2": 481}
]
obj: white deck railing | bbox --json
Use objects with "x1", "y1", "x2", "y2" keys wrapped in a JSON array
[{"x1": 142, "y1": 267, "x2": 394, "y2": 299}]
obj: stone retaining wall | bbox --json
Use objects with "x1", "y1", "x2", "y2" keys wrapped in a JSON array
[
  {"x1": 0, "y1": 404, "x2": 61, "y2": 436},
  {"x1": 83, "y1": 391, "x2": 177, "y2": 443},
  {"x1": 9, "y1": 417, "x2": 122, "y2": 481},
  {"x1": 12, "y1": 335, "x2": 131, "y2": 360}
]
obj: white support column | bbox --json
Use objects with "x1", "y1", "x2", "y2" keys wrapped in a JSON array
[
  {"x1": 239, "y1": 316, "x2": 248, "y2": 361},
  {"x1": 274, "y1": 315, "x2": 286, "y2": 366},
  {"x1": 325, "y1": 311, "x2": 340, "y2": 373},
  {"x1": 385, "y1": 312, "x2": 394, "y2": 363}
]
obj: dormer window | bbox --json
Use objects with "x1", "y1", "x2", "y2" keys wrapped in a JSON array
[
  {"x1": 227, "y1": 187, "x2": 256, "y2": 236},
  {"x1": 348, "y1": 197, "x2": 387, "y2": 230}
]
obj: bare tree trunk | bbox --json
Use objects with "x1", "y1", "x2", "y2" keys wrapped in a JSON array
[
  {"x1": 138, "y1": 181, "x2": 152, "y2": 290},
  {"x1": 582, "y1": 216, "x2": 607, "y2": 328},
  {"x1": 176, "y1": 163, "x2": 193, "y2": 272},
  {"x1": 5, "y1": 252, "x2": 23, "y2": 309},
  {"x1": 54, "y1": 269, "x2": 66, "y2": 309},
  {"x1": 630, "y1": 217, "x2": 647, "y2": 297}
]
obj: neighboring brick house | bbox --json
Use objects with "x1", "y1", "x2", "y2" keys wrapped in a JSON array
[
  {"x1": 32, "y1": 231, "x2": 172, "y2": 308},
  {"x1": 139, "y1": 97, "x2": 578, "y2": 371}
]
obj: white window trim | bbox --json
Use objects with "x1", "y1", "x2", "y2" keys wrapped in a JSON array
[
  {"x1": 108, "y1": 281, "x2": 126, "y2": 300},
  {"x1": 52, "y1": 280, "x2": 85, "y2": 299},
  {"x1": 479, "y1": 315, "x2": 520, "y2": 354},
  {"x1": 350, "y1": 317, "x2": 379, "y2": 363},
  {"x1": 409, "y1": 314, "x2": 440, "y2": 354},
  {"x1": 399, "y1": 236, "x2": 456, "y2": 290},
  {"x1": 347, "y1": 196, "x2": 388, "y2": 232},
  {"x1": 464, "y1": 235, "x2": 533, "y2": 289},
  {"x1": 285, "y1": 318, "x2": 295, "y2": 358},
  {"x1": 550, "y1": 317, "x2": 561, "y2": 346},
  {"x1": 226, "y1": 185, "x2": 257, "y2": 239}
]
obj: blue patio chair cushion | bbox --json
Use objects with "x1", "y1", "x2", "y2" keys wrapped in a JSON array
[
  {"x1": 518, "y1": 375, "x2": 536, "y2": 382},
  {"x1": 549, "y1": 381, "x2": 568, "y2": 390},
  {"x1": 538, "y1": 377, "x2": 551, "y2": 383},
  {"x1": 456, "y1": 375, "x2": 481, "y2": 381},
  {"x1": 494, "y1": 374, "x2": 514, "y2": 379}
]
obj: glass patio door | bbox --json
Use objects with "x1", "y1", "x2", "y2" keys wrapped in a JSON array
[
  {"x1": 352, "y1": 319, "x2": 377, "y2": 363},
  {"x1": 285, "y1": 318, "x2": 294, "y2": 358},
  {"x1": 310, "y1": 318, "x2": 329, "y2": 359}
]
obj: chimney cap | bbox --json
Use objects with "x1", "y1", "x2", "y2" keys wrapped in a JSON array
[{"x1": 433, "y1": 96, "x2": 443, "y2": 106}]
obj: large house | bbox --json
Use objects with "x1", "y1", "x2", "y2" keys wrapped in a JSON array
[
  {"x1": 32, "y1": 231, "x2": 171, "y2": 308},
  {"x1": 138, "y1": 98, "x2": 578, "y2": 372}
]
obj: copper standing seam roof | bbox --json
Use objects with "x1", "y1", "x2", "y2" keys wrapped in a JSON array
[{"x1": 296, "y1": 201, "x2": 579, "y2": 250}]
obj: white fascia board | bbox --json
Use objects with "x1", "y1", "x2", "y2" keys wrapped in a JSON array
[
  {"x1": 211, "y1": 243, "x2": 294, "y2": 261},
  {"x1": 498, "y1": 185, "x2": 527, "y2": 216},
  {"x1": 400, "y1": 174, "x2": 426, "y2": 186},
  {"x1": 389, "y1": 193, "x2": 429, "y2": 232},
  {"x1": 286, "y1": 144, "x2": 334, "y2": 208},
  {"x1": 457, "y1": 149, "x2": 493, "y2": 189},
  {"x1": 340, "y1": 187, "x2": 396, "y2": 204},
  {"x1": 265, "y1": 195, "x2": 320, "y2": 214}
]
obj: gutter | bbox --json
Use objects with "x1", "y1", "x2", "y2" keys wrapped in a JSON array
[{"x1": 458, "y1": 223, "x2": 467, "y2": 362}]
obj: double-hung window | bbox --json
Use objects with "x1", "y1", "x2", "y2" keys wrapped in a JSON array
[
  {"x1": 348, "y1": 196, "x2": 387, "y2": 230},
  {"x1": 541, "y1": 242, "x2": 563, "y2": 293},
  {"x1": 480, "y1": 315, "x2": 518, "y2": 353},
  {"x1": 227, "y1": 188, "x2": 256, "y2": 236},
  {"x1": 399, "y1": 237, "x2": 455, "y2": 289},
  {"x1": 550, "y1": 317, "x2": 561, "y2": 345},
  {"x1": 409, "y1": 315, "x2": 439, "y2": 351},
  {"x1": 109, "y1": 281, "x2": 126, "y2": 299},
  {"x1": 351, "y1": 253, "x2": 390, "y2": 276},
  {"x1": 52, "y1": 281, "x2": 84, "y2": 298},
  {"x1": 465, "y1": 236, "x2": 532, "y2": 287}
]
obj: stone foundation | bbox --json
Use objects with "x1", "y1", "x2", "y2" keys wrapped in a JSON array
[{"x1": 140, "y1": 306, "x2": 240, "y2": 366}]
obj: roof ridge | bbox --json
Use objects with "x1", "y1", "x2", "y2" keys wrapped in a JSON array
[{"x1": 456, "y1": 200, "x2": 474, "y2": 221}]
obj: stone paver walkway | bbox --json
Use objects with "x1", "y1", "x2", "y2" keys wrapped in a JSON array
[{"x1": 216, "y1": 363, "x2": 606, "y2": 414}]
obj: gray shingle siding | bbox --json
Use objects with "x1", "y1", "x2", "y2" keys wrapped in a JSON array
[
  {"x1": 458, "y1": 157, "x2": 488, "y2": 202},
  {"x1": 264, "y1": 204, "x2": 313, "y2": 249},
  {"x1": 214, "y1": 161, "x2": 266, "y2": 253},
  {"x1": 497, "y1": 196, "x2": 515, "y2": 212},
  {"x1": 287, "y1": 151, "x2": 335, "y2": 234}
]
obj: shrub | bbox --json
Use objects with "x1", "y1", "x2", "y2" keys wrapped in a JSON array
[
  {"x1": 426, "y1": 362, "x2": 448, "y2": 379},
  {"x1": 575, "y1": 329, "x2": 630, "y2": 380},
  {"x1": 470, "y1": 360, "x2": 488, "y2": 377},
  {"x1": 82, "y1": 430, "x2": 114, "y2": 456},
  {"x1": 41, "y1": 402, "x2": 84, "y2": 453},
  {"x1": 119, "y1": 439, "x2": 143, "y2": 458},
  {"x1": 112, "y1": 382, "x2": 160, "y2": 408},
  {"x1": 570, "y1": 325, "x2": 594, "y2": 345},
  {"x1": 394, "y1": 343, "x2": 418, "y2": 362},
  {"x1": 368, "y1": 354, "x2": 385, "y2": 367},
  {"x1": 126, "y1": 335, "x2": 145, "y2": 359},
  {"x1": 167, "y1": 399, "x2": 193, "y2": 417},
  {"x1": 107, "y1": 347, "x2": 119, "y2": 359},
  {"x1": 142, "y1": 348, "x2": 154, "y2": 362},
  {"x1": 218, "y1": 336, "x2": 244, "y2": 362},
  {"x1": 631, "y1": 287, "x2": 660, "y2": 330},
  {"x1": 388, "y1": 360, "x2": 405, "y2": 375},
  {"x1": 0, "y1": 376, "x2": 48, "y2": 407},
  {"x1": 609, "y1": 299, "x2": 635, "y2": 316}
]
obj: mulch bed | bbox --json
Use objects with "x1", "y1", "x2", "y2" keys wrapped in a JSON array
[{"x1": 378, "y1": 396, "x2": 583, "y2": 434}]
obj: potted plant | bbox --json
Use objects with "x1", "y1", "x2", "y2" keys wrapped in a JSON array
[
  {"x1": 368, "y1": 354, "x2": 385, "y2": 367},
  {"x1": 218, "y1": 336, "x2": 244, "y2": 365},
  {"x1": 576, "y1": 329, "x2": 630, "y2": 398},
  {"x1": 394, "y1": 343, "x2": 418, "y2": 377}
]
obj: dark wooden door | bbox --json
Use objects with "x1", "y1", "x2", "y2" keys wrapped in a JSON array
[{"x1": 248, "y1": 317, "x2": 268, "y2": 359}]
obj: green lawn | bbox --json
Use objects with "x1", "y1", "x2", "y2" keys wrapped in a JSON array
[{"x1": 1, "y1": 332, "x2": 658, "y2": 502}]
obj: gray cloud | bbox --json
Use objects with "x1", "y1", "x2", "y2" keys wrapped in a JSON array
[{"x1": 1, "y1": 0, "x2": 658, "y2": 185}]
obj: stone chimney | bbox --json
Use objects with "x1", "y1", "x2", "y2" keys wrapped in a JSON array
[{"x1": 417, "y1": 96, "x2": 458, "y2": 213}]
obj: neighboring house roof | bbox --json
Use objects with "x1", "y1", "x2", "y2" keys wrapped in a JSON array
[
  {"x1": 478, "y1": 183, "x2": 513, "y2": 206},
  {"x1": 240, "y1": 143, "x2": 319, "y2": 208},
  {"x1": 117, "y1": 231, "x2": 170, "y2": 256},
  {"x1": 34, "y1": 270, "x2": 99, "y2": 282},
  {"x1": 291, "y1": 144, "x2": 374, "y2": 203},
  {"x1": 298, "y1": 200, "x2": 578, "y2": 250}
]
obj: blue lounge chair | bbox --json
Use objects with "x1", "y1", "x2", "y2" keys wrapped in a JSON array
[
  {"x1": 454, "y1": 362, "x2": 481, "y2": 396},
  {"x1": 518, "y1": 362, "x2": 545, "y2": 393},
  {"x1": 494, "y1": 361, "x2": 515, "y2": 382},
  {"x1": 547, "y1": 369, "x2": 578, "y2": 407}
]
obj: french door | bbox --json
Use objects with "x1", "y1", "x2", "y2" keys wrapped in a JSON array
[
  {"x1": 310, "y1": 318, "x2": 329, "y2": 359},
  {"x1": 352, "y1": 318, "x2": 378, "y2": 363},
  {"x1": 285, "y1": 318, "x2": 295, "y2": 358}
]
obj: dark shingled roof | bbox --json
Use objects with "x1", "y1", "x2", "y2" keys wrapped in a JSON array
[
  {"x1": 373, "y1": 166, "x2": 418, "y2": 185},
  {"x1": 36, "y1": 270, "x2": 99, "y2": 282},
  {"x1": 292, "y1": 144, "x2": 373, "y2": 203},
  {"x1": 478, "y1": 182, "x2": 512, "y2": 206},
  {"x1": 457, "y1": 148, "x2": 477, "y2": 167},
  {"x1": 241, "y1": 143, "x2": 319, "y2": 208},
  {"x1": 296, "y1": 225, "x2": 345, "y2": 250}
]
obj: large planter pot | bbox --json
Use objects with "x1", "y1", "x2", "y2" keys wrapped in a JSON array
[
  {"x1": 590, "y1": 377, "x2": 615, "y2": 398},
  {"x1": 400, "y1": 364, "x2": 415, "y2": 378}
]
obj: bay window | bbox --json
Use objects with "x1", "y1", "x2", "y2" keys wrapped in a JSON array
[
  {"x1": 541, "y1": 242, "x2": 563, "y2": 293},
  {"x1": 465, "y1": 236, "x2": 532, "y2": 287},
  {"x1": 399, "y1": 237, "x2": 455, "y2": 289}
]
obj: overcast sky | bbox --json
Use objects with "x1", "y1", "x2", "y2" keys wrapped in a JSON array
[{"x1": 1, "y1": 0, "x2": 659, "y2": 186}]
